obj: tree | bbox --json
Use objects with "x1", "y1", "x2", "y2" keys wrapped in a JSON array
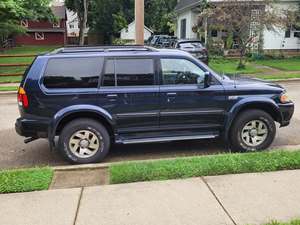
[
  {"x1": 65, "y1": 0, "x2": 89, "y2": 45},
  {"x1": 89, "y1": 0, "x2": 133, "y2": 44},
  {"x1": 89, "y1": 0, "x2": 177, "y2": 44},
  {"x1": 0, "y1": 0, "x2": 54, "y2": 43},
  {"x1": 196, "y1": 0, "x2": 296, "y2": 69},
  {"x1": 144, "y1": 0, "x2": 177, "y2": 34}
]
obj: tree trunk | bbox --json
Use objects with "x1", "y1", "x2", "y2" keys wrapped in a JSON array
[{"x1": 79, "y1": 0, "x2": 88, "y2": 46}]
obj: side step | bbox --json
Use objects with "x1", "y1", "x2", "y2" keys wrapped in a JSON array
[{"x1": 117, "y1": 134, "x2": 218, "y2": 145}]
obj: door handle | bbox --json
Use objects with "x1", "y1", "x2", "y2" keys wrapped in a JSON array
[
  {"x1": 167, "y1": 92, "x2": 177, "y2": 96},
  {"x1": 106, "y1": 94, "x2": 118, "y2": 98}
]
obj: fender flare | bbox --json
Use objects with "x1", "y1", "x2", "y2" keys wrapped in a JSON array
[
  {"x1": 223, "y1": 97, "x2": 281, "y2": 141},
  {"x1": 48, "y1": 105, "x2": 114, "y2": 149}
]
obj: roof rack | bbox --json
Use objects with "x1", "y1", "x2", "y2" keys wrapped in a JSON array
[{"x1": 53, "y1": 45, "x2": 158, "y2": 54}]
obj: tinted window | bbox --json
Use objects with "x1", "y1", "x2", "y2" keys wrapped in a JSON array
[
  {"x1": 161, "y1": 58, "x2": 206, "y2": 85},
  {"x1": 44, "y1": 57, "x2": 102, "y2": 89},
  {"x1": 115, "y1": 59, "x2": 154, "y2": 86},
  {"x1": 102, "y1": 59, "x2": 116, "y2": 86}
]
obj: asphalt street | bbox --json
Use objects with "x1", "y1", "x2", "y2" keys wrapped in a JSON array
[{"x1": 0, "y1": 82, "x2": 299, "y2": 169}]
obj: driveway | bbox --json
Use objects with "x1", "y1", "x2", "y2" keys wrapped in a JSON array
[{"x1": 1, "y1": 81, "x2": 299, "y2": 169}]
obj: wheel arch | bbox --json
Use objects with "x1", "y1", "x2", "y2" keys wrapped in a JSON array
[
  {"x1": 49, "y1": 105, "x2": 115, "y2": 147},
  {"x1": 224, "y1": 100, "x2": 281, "y2": 141}
]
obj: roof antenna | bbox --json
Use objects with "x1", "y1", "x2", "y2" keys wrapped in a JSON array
[{"x1": 234, "y1": 72, "x2": 237, "y2": 88}]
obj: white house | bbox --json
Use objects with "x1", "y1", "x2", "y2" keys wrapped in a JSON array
[
  {"x1": 52, "y1": 0, "x2": 88, "y2": 43},
  {"x1": 175, "y1": 0, "x2": 300, "y2": 52},
  {"x1": 120, "y1": 21, "x2": 153, "y2": 41}
]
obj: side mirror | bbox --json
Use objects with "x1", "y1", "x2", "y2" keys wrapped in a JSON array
[{"x1": 204, "y1": 72, "x2": 212, "y2": 88}]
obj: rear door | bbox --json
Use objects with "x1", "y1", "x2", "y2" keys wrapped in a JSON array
[
  {"x1": 159, "y1": 57, "x2": 226, "y2": 134},
  {"x1": 98, "y1": 57, "x2": 160, "y2": 135}
]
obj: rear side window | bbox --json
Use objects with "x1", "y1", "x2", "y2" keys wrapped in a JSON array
[
  {"x1": 43, "y1": 57, "x2": 103, "y2": 89},
  {"x1": 102, "y1": 58, "x2": 154, "y2": 87}
]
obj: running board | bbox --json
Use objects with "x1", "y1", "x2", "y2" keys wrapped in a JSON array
[{"x1": 118, "y1": 134, "x2": 218, "y2": 144}]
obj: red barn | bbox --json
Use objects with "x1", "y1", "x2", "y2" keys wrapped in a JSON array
[{"x1": 15, "y1": 6, "x2": 66, "y2": 46}]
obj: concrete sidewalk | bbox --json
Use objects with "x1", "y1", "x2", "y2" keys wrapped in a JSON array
[{"x1": 1, "y1": 170, "x2": 300, "y2": 225}]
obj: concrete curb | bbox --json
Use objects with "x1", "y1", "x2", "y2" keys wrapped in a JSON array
[
  {"x1": 0, "y1": 91, "x2": 16, "y2": 96},
  {"x1": 52, "y1": 144, "x2": 300, "y2": 172}
]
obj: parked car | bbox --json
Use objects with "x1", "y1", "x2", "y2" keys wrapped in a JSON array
[
  {"x1": 148, "y1": 35, "x2": 177, "y2": 48},
  {"x1": 16, "y1": 46, "x2": 294, "y2": 164},
  {"x1": 175, "y1": 39, "x2": 209, "y2": 65}
]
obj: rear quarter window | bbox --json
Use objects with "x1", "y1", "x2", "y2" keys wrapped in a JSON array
[{"x1": 43, "y1": 57, "x2": 103, "y2": 89}]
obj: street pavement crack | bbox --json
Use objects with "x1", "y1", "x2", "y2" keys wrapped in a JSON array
[
  {"x1": 201, "y1": 177, "x2": 237, "y2": 225},
  {"x1": 73, "y1": 187, "x2": 84, "y2": 225}
]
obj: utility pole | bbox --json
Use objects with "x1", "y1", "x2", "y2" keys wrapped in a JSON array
[{"x1": 135, "y1": 0, "x2": 144, "y2": 45}]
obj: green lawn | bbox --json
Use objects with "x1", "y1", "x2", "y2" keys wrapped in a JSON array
[
  {"x1": 0, "y1": 45, "x2": 60, "y2": 55},
  {"x1": 110, "y1": 150, "x2": 300, "y2": 184},
  {"x1": 0, "y1": 167, "x2": 53, "y2": 194},
  {"x1": 0, "y1": 46, "x2": 60, "y2": 81},
  {"x1": 256, "y1": 58, "x2": 300, "y2": 71},
  {"x1": 0, "y1": 76, "x2": 22, "y2": 83},
  {"x1": 0, "y1": 86, "x2": 18, "y2": 92},
  {"x1": 263, "y1": 219, "x2": 300, "y2": 225},
  {"x1": 256, "y1": 73, "x2": 300, "y2": 80},
  {"x1": 209, "y1": 58, "x2": 263, "y2": 75}
]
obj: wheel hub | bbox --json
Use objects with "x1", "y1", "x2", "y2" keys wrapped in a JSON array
[
  {"x1": 249, "y1": 129, "x2": 258, "y2": 137},
  {"x1": 68, "y1": 130, "x2": 103, "y2": 159},
  {"x1": 79, "y1": 139, "x2": 90, "y2": 148},
  {"x1": 241, "y1": 120, "x2": 269, "y2": 147}
]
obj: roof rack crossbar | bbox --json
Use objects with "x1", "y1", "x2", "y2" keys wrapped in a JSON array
[{"x1": 56, "y1": 45, "x2": 157, "y2": 54}]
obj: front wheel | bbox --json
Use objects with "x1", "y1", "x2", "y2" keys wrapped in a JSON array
[
  {"x1": 58, "y1": 118, "x2": 110, "y2": 164},
  {"x1": 230, "y1": 109, "x2": 276, "y2": 152}
]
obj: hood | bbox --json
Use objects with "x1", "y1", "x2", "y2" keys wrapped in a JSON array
[{"x1": 222, "y1": 75, "x2": 285, "y2": 91}]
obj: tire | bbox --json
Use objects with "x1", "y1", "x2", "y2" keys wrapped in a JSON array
[
  {"x1": 58, "y1": 118, "x2": 110, "y2": 164},
  {"x1": 229, "y1": 109, "x2": 276, "y2": 152}
]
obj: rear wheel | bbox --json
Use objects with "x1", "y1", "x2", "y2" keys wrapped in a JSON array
[
  {"x1": 58, "y1": 118, "x2": 110, "y2": 164},
  {"x1": 230, "y1": 109, "x2": 276, "y2": 152}
]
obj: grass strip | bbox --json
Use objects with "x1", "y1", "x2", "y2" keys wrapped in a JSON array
[
  {"x1": 0, "y1": 167, "x2": 53, "y2": 194},
  {"x1": 0, "y1": 86, "x2": 18, "y2": 92},
  {"x1": 110, "y1": 150, "x2": 300, "y2": 184},
  {"x1": 263, "y1": 219, "x2": 300, "y2": 225},
  {"x1": 255, "y1": 73, "x2": 300, "y2": 80}
]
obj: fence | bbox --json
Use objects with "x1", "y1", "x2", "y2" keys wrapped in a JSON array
[{"x1": 0, "y1": 54, "x2": 35, "y2": 79}]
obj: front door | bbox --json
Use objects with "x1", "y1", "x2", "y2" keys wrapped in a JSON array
[
  {"x1": 159, "y1": 57, "x2": 226, "y2": 134},
  {"x1": 98, "y1": 57, "x2": 159, "y2": 136}
]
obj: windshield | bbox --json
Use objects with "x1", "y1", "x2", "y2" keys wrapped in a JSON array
[{"x1": 179, "y1": 42, "x2": 203, "y2": 48}]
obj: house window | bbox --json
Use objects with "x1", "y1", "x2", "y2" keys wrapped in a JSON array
[
  {"x1": 294, "y1": 32, "x2": 300, "y2": 38},
  {"x1": 211, "y1": 30, "x2": 218, "y2": 37},
  {"x1": 285, "y1": 30, "x2": 291, "y2": 38},
  {"x1": 35, "y1": 32, "x2": 45, "y2": 40},
  {"x1": 21, "y1": 20, "x2": 28, "y2": 27},
  {"x1": 53, "y1": 21, "x2": 60, "y2": 28},
  {"x1": 69, "y1": 24, "x2": 75, "y2": 29},
  {"x1": 180, "y1": 19, "x2": 187, "y2": 39}
]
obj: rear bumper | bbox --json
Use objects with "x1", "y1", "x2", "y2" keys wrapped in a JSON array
[
  {"x1": 278, "y1": 102, "x2": 294, "y2": 127},
  {"x1": 15, "y1": 117, "x2": 50, "y2": 138}
]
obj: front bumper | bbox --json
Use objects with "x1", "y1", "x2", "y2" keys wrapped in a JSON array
[
  {"x1": 278, "y1": 102, "x2": 294, "y2": 127},
  {"x1": 15, "y1": 117, "x2": 50, "y2": 138}
]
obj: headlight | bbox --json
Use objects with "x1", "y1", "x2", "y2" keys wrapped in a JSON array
[{"x1": 280, "y1": 93, "x2": 290, "y2": 103}]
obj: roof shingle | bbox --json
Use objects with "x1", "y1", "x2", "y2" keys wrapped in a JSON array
[{"x1": 175, "y1": 0, "x2": 200, "y2": 11}]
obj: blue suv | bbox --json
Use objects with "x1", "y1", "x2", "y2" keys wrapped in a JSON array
[{"x1": 15, "y1": 46, "x2": 294, "y2": 164}]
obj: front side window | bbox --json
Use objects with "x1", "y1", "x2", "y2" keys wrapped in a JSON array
[
  {"x1": 43, "y1": 57, "x2": 103, "y2": 89},
  {"x1": 161, "y1": 58, "x2": 206, "y2": 85}
]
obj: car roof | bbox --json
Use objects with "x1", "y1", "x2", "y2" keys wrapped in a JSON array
[
  {"x1": 177, "y1": 39, "x2": 202, "y2": 43},
  {"x1": 42, "y1": 46, "x2": 190, "y2": 58}
]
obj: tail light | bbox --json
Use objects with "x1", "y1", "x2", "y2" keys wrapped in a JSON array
[{"x1": 18, "y1": 87, "x2": 29, "y2": 108}]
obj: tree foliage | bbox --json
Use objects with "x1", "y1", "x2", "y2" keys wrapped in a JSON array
[
  {"x1": 0, "y1": 0, "x2": 54, "y2": 39},
  {"x1": 89, "y1": 0, "x2": 177, "y2": 44},
  {"x1": 197, "y1": 0, "x2": 297, "y2": 68},
  {"x1": 65, "y1": 0, "x2": 89, "y2": 45}
]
